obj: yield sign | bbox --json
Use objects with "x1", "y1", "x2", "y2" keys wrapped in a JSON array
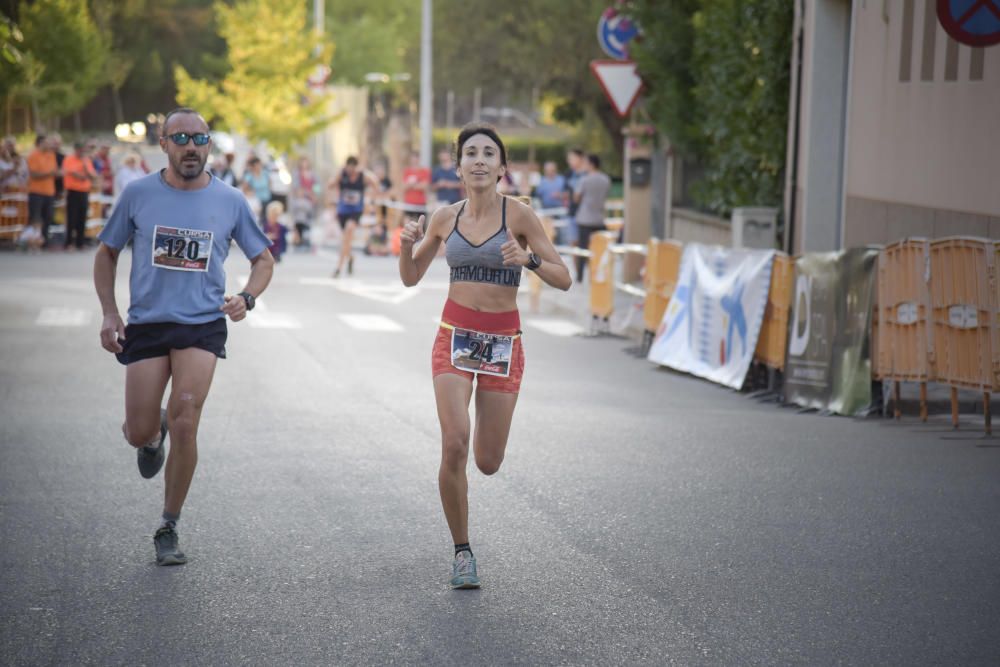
[
  {"x1": 590, "y1": 60, "x2": 644, "y2": 118},
  {"x1": 938, "y1": 0, "x2": 1000, "y2": 46}
]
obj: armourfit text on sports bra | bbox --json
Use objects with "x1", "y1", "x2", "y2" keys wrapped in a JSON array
[{"x1": 445, "y1": 197, "x2": 521, "y2": 288}]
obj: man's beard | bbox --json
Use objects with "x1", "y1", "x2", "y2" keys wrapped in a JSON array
[{"x1": 176, "y1": 156, "x2": 206, "y2": 180}]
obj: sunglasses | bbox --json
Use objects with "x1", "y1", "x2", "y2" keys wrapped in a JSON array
[{"x1": 166, "y1": 132, "x2": 211, "y2": 146}]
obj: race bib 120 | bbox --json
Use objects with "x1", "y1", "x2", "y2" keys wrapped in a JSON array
[
  {"x1": 152, "y1": 225, "x2": 213, "y2": 272},
  {"x1": 450, "y1": 327, "x2": 515, "y2": 377}
]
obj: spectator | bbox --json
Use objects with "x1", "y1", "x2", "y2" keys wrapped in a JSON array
[
  {"x1": 289, "y1": 155, "x2": 317, "y2": 248},
  {"x1": 114, "y1": 152, "x2": 146, "y2": 203},
  {"x1": 563, "y1": 148, "x2": 585, "y2": 245},
  {"x1": 573, "y1": 153, "x2": 611, "y2": 283},
  {"x1": 91, "y1": 143, "x2": 114, "y2": 196},
  {"x1": 210, "y1": 154, "x2": 237, "y2": 187},
  {"x1": 401, "y1": 151, "x2": 429, "y2": 218},
  {"x1": 431, "y1": 148, "x2": 462, "y2": 205},
  {"x1": 27, "y1": 134, "x2": 59, "y2": 246},
  {"x1": 240, "y1": 181, "x2": 262, "y2": 222},
  {"x1": 533, "y1": 160, "x2": 566, "y2": 209},
  {"x1": 0, "y1": 136, "x2": 28, "y2": 190},
  {"x1": 50, "y1": 133, "x2": 65, "y2": 200},
  {"x1": 62, "y1": 139, "x2": 98, "y2": 251},
  {"x1": 242, "y1": 156, "x2": 271, "y2": 220},
  {"x1": 263, "y1": 200, "x2": 287, "y2": 262}
]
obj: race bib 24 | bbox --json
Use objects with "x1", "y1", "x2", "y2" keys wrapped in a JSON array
[{"x1": 450, "y1": 326, "x2": 516, "y2": 377}]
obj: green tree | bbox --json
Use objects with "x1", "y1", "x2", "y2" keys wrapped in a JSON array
[
  {"x1": 17, "y1": 0, "x2": 109, "y2": 127},
  {"x1": 626, "y1": 0, "x2": 792, "y2": 214},
  {"x1": 433, "y1": 0, "x2": 626, "y2": 160},
  {"x1": 174, "y1": 0, "x2": 333, "y2": 154},
  {"x1": 325, "y1": 1, "x2": 418, "y2": 86}
]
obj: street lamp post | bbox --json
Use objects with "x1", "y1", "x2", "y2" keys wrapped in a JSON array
[{"x1": 419, "y1": 0, "x2": 433, "y2": 167}]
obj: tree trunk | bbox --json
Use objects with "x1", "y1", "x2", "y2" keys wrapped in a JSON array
[
  {"x1": 112, "y1": 85, "x2": 125, "y2": 124},
  {"x1": 74, "y1": 111, "x2": 82, "y2": 135},
  {"x1": 594, "y1": 100, "x2": 626, "y2": 162}
]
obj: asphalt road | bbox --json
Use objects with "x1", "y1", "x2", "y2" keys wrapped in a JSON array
[{"x1": 1, "y1": 247, "x2": 998, "y2": 666}]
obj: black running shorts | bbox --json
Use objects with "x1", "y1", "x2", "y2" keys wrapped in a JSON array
[{"x1": 115, "y1": 318, "x2": 228, "y2": 365}]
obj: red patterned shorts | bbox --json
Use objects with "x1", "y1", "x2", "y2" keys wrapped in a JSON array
[{"x1": 431, "y1": 299, "x2": 525, "y2": 394}]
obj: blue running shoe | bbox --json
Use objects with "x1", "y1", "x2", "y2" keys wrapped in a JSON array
[
  {"x1": 450, "y1": 551, "x2": 480, "y2": 589},
  {"x1": 137, "y1": 409, "x2": 167, "y2": 479}
]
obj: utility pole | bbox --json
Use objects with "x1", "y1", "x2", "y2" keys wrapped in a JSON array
[
  {"x1": 419, "y1": 0, "x2": 433, "y2": 166},
  {"x1": 312, "y1": 0, "x2": 326, "y2": 180}
]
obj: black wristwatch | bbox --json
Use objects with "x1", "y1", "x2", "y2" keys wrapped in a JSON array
[
  {"x1": 238, "y1": 291, "x2": 256, "y2": 311},
  {"x1": 526, "y1": 253, "x2": 542, "y2": 271}
]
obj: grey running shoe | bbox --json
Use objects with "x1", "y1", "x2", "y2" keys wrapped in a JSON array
[
  {"x1": 137, "y1": 409, "x2": 167, "y2": 479},
  {"x1": 450, "y1": 551, "x2": 480, "y2": 589},
  {"x1": 154, "y1": 524, "x2": 187, "y2": 566}
]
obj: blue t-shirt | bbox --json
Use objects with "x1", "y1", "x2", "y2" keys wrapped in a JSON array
[
  {"x1": 98, "y1": 172, "x2": 271, "y2": 326},
  {"x1": 431, "y1": 166, "x2": 462, "y2": 204},
  {"x1": 535, "y1": 174, "x2": 566, "y2": 208}
]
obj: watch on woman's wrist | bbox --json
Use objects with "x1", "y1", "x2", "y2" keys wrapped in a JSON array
[{"x1": 526, "y1": 252, "x2": 542, "y2": 271}]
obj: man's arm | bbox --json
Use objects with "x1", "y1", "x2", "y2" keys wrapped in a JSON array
[
  {"x1": 220, "y1": 249, "x2": 275, "y2": 322},
  {"x1": 94, "y1": 243, "x2": 126, "y2": 353}
]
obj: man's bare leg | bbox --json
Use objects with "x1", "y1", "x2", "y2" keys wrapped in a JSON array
[{"x1": 162, "y1": 347, "x2": 217, "y2": 516}]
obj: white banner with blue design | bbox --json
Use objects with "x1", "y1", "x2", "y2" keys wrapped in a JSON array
[{"x1": 647, "y1": 244, "x2": 775, "y2": 389}]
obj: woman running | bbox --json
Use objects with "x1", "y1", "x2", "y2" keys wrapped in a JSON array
[
  {"x1": 399, "y1": 123, "x2": 571, "y2": 588},
  {"x1": 329, "y1": 156, "x2": 378, "y2": 277}
]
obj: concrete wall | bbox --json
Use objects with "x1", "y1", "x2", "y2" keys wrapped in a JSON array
[
  {"x1": 668, "y1": 208, "x2": 731, "y2": 246},
  {"x1": 843, "y1": 0, "x2": 1000, "y2": 246}
]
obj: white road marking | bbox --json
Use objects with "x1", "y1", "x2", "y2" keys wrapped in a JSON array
[
  {"x1": 246, "y1": 298, "x2": 301, "y2": 329},
  {"x1": 248, "y1": 312, "x2": 302, "y2": 329},
  {"x1": 523, "y1": 318, "x2": 585, "y2": 337},
  {"x1": 338, "y1": 314, "x2": 405, "y2": 332},
  {"x1": 36, "y1": 308, "x2": 91, "y2": 327},
  {"x1": 299, "y1": 277, "x2": 420, "y2": 305}
]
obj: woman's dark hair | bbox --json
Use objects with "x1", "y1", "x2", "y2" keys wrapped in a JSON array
[{"x1": 455, "y1": 122, "x2": 507, "y2": 182}]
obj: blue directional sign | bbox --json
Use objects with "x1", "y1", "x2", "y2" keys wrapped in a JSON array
[
  {"x1": 597, "y1": 7, "x2": 639, "y2": 60},
  {"x1": 938, "y1": 0, "x2": 1000, "y2": 47}
]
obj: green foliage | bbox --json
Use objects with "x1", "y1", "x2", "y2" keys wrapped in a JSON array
[
  {"x1": 626, "y1": 0, "x2": 792, "y2": 214},
  {"x1": 16, "y1": 0, "x2": 109, "y2": 121},
  {"x1": 325, "y1": 2, "x2": 418, "y2": 87},
  {"x1": 174, "y1": 0, "x2": 334, "y2": 155}
]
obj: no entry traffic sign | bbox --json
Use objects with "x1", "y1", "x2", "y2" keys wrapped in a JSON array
[
  {"x1": 590, "y1": 60, "x2": 644, "y2": 118},
  {"x1": 938, "y1": 0, "x2": 1000, "y2": 47}
]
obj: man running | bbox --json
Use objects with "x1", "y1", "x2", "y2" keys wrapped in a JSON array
[{"x1": 93, "y1": 107, "x2": 274, "y2": 565}]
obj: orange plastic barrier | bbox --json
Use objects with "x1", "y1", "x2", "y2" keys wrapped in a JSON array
[
  {"x1": 877, "y1": 239, "x2": 934, "y2": 419},
  {"x1": 589, "y1": 231, "x2": 617, "y2": 319},
  {"x1": 0, "y1": 187, "x2": 28, "y2": 241},
  {"x1": 928, "y1": 237, "x2": 995, "y2": 432},
  {"x1": 753, "y1": 252, "x2": 794, "y2": 371},
  {"x1": 929, "y1": 237, "x2": 994, "y2": 390},
  {"x1": 642, "y1": 239, "x2": 682, "y2": 333}
]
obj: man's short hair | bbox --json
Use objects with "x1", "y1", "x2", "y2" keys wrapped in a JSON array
[
  {"x1": 161, "y1": 107, "x2": 206, "y2": 135},
  {"x1": 587, "y1": 153, "x2": 601, "y2": 170},
  {"x1": 35, "y1": 134, "x2": 47, "y2": 147}
]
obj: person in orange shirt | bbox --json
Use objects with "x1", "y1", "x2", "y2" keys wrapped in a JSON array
[
  {"x1": 63, "y1": 139, "x2": 97, "y2": 250},
  {"x1": 27, "y1": 134, "x2": 60, "y2": 247}
]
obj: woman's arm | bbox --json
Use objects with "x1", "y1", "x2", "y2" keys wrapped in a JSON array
[{"x1": 399, "y1": 208, "x2": 447, "y2": 286}]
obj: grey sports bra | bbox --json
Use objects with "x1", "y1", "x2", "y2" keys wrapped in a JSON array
[{"x1": 446, "y1": 197, "x2": 521, "y2": 288}]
